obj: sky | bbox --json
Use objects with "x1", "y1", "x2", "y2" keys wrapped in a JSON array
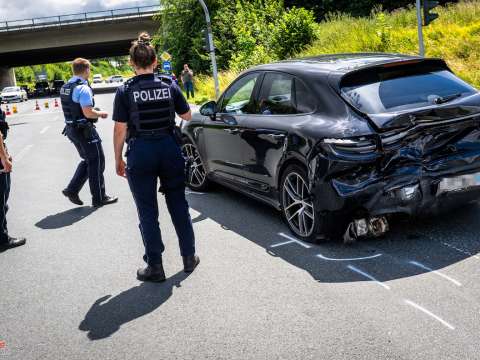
[{"x1": 0, "y1": 0, "x2": 159, "y2": 22}]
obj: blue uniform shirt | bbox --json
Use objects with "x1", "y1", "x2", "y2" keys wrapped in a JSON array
[
  {"x1": 112, "y1": 74, "x2": 190, "y2": 124},
  {"x1": 68, "y1": 76, "x2": 94, "y2": 108}
]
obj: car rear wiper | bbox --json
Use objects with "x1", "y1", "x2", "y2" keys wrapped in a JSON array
[{"x1": 433, "y1": 93, "x2": 462, "y2": 104}]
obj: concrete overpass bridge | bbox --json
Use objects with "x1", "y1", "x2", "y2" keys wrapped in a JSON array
[{"x1": 0, "y1": 5, "x2": 160, "y2": 88}]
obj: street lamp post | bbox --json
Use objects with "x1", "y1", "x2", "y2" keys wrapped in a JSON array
[
  {"x1": 416, "y1": 0, "x2": 425, "y2": 57},
  {"x1": 197, "y1": 0, "x2": 220, "y2": 99}
]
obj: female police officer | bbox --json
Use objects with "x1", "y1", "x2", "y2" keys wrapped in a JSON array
[{"x1": 112, "y1": 33, "x2": 198, "y2": 282}]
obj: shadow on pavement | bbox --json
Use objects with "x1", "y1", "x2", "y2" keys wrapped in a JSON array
[
  {"x1": 188, "y1": 187, "x2": 480, "y2": 284},
  {"x1": 79, "y1": 271, "x2": 190, "y2": 340},
  {"x1": 35, "y1": 206, "x2": 97, "y2": 229}
]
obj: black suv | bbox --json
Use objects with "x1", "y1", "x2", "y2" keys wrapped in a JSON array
[{"x1": 181, "y1": 53, "x2": 480, "y2": 242}]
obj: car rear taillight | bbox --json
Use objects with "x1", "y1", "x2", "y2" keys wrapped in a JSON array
[{"x1": 321, "y1": 137, "x2": 379, "y2": 160}]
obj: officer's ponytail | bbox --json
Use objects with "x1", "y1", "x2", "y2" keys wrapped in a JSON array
[{"x1": 130, "y1": 32, "x2": 157, "y2": 69}]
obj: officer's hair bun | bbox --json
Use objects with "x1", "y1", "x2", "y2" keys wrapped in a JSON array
[
  {"x1": 130, "y1": 31, "x2": 156, "y2": 69},
  {"x1": 137, "y1": 32, "x2": 151, "y2": 46}
]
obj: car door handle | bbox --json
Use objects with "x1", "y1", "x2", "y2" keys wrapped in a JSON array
[{"x1": 224, "y1": 128, "x2": 240, "y2": 135}]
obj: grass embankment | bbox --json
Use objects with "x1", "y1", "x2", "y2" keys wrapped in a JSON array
[{"x1": 190, "y1": 0, "x2": 480, "y2": 104}]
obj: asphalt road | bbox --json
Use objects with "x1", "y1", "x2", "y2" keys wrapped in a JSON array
[{"x1": 1, "y1": 94, "x2": 480, "y2": 360}]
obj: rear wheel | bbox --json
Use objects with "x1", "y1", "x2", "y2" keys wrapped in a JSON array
[
  {"x1": 280, "y1": 165, "x2": 324, "y2": 243},
  {"x1": 182, "y1": 141, "x2": 210, "y2": 192}
]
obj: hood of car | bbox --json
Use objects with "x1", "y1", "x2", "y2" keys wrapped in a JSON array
[{"x1": 1, "y1": 91, "x2": 22, "y2": 96}]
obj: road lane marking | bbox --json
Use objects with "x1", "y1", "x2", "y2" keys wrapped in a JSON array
[
  {"x1": 347, "y1": 265, "x2": 391, "y2": 290},
  {"x1": 14, "y1": 145, "x2": 33, "y2": 162},
  {"x1": 404, "y1": 299, "x2": 455, "y2": 330},
  {"x1": 40, "y1": 126, "x2": 50, "y2": 134},
  {"x1": 317, "y1": 253, "x2": 383, "y2": 261},
  {"x1": 408, "y1": 261, "x2": 462, "y2": 287},
  {"x1": 271, "y1": 233, "x2": 311, "y2": 249}
]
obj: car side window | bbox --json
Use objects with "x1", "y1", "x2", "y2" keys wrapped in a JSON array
[
  {"x1": 258, "y1": 73, "x2": 295, "y2": 115},
  {"x1": 295, "y1": 79, "x2": 316, "y2": 114},
  {"x1": 220, "y1": 73, "x2": 259, "y2": 115}
]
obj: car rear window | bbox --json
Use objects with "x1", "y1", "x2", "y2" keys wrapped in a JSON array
[{"x1": 341, "y1": 66, "x2": 476, "y2": 114}]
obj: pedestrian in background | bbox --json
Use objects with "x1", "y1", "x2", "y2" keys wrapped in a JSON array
[
  {"x1": 113, "y1": 32, "x2": 199, "y2": 282},
  {"x1": 181, "y1": 64, "x2": 195, "y2": 99},
  {"x1": 0, "y1": 106, "x2": 26, "y2": 251}
]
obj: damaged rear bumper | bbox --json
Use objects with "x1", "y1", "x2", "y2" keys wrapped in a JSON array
[{"x1": 309, "y1": 129, "x2": 480, "y2": 218}]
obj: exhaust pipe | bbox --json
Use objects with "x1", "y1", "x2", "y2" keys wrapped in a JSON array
[{"x1": 343, "y1": 216, "x2": 389, "y2": 244}]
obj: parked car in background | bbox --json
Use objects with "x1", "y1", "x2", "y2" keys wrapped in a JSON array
[
  {"x1": 0, "y1": 86, "x2": 28, "y2": 103},
  {"x1": 106, "y1": 75, "x2": 124, "y2": 84},
  {"x1": 20, "y1": 85, "x2": 33, "y2": 98},
  {"x1": 51, "y1": 80, "x2": 65, "y2": 95},
  {"x1": 33, "y1": 81, "x2": 51, "y2": 97},
  {"x1": 93, "y1": 74, "x2": 103, "y2": 84},
  {"x1": 181, "y1": 53, "x2": 480, "y2": 242}
]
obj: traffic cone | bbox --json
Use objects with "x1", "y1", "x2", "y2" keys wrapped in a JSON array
[
  {"x1": 44, "y1": 101, "x2": 49, "y2": 109},
  {"x1": 5, "y1": 105, "x2": 11, "y2": 116},
  {"x1": 12, "y1": 105, "x2": 17, "y2": 114},
  {"x1": 35, "y1": 101, "x2": 40, "y2": 111},
  {"x1": 54, "y1": 99, "x2": 59, "y2": 108}
]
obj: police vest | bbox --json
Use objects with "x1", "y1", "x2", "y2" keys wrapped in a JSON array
[
  {"x1": 125, "y1": 75, "x2": 175, "y2": 136},
  {"x1": 60, "y1": 79, "x2": 95, "y2": 124}
]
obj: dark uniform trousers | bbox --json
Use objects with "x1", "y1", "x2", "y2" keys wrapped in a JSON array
[
  {"x1": 0, "y1": 170, "x2": 10, "y2": 243},
  {"x1": 126, "y1": 133, "x2": 195, "y2": 265},
  {"x1": 64, "y1": 124, "x2": 106, "y2": 202}
]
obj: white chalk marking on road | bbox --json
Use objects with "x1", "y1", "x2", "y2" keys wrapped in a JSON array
[
  {"x1": 404, "y1": 299, "x2": 455, "y2": 330},
  {"x1": 40, "y1": 126, "x2": 50, "y2": 134},
  {"x1": 270, "y1": 233, "x2": 311, "y2": 249},
  {"x1": 408, "y1": 260, "x2": 462, "y2": 287},
  {"x1": 442, "y1": 242, "x2": 480, "y2": 260},
  {"x1": 317, "y1": 253, "x2": 383, "y2": 262},
  {"x1": 185, "y1": 190, "x2": 206, "y2": 195},
  {"x1": 14, "y1": 145, "x2": 33, "y2": 162},
  {"x1": 347, "y1": 265, "x2": 391, "y2": 290}
]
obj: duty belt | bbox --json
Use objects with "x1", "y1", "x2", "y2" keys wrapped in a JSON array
[{"x1": 134, "y1": 128, "x2": 173, "y2": 138}]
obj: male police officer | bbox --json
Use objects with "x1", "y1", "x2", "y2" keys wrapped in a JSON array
[
  {"x1": 61, "y1": 58, "x2": 117, "y2": 207},
  {"x1": 113, "y1": 33, "x2": 198, "y2": 282},
  {"x1": 0, "y1": 106, "x2": 26, "y2": 251}
]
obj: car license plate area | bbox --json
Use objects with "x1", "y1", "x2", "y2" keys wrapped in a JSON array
[{"x1": 438, "y1": 173, "x2": 480, "y2": 194}]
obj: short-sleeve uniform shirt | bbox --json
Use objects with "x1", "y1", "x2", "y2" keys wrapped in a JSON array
[
  {"x1": 68, "y1": 76, "x2": 94, "y2": 108},
  {"x1": 112, "y1": 74, "x2": 190, "y2": 125}
]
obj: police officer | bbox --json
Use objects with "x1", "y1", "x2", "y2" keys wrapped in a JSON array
[
  {"x1": 61, "y1": 58, "x2": 118, "y2": 207},
  {"x1": 113, "y1": 32, "x2": 199, "y2": 282},
  {"x1": 0, "y1": 106, "x2": 26, "y2": 251}
]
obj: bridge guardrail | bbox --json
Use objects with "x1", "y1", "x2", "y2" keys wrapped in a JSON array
[{"x1": 0, "y1": 5, "x2": 160, "y2": 33}]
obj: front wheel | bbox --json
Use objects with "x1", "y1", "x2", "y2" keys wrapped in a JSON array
[{"x1": 182, "y1": 141, "x2": 210, "y2": 192}]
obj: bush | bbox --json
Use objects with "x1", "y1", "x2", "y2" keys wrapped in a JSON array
[{"x1": 272, "y1": 7, "x2": 318, "y2": 59}]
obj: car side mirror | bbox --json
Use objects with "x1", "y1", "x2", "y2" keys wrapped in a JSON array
[{"x1": 200, "y1": 101, "x2": 217, "y2": 117}]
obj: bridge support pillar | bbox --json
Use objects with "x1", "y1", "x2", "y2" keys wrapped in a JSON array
[{"x1": 0, "y1": 67, "x2": 16, "y2": 89}]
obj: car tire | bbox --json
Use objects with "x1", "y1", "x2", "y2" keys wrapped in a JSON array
[
  {"x1": 182, "y1": 140, "x2": 210, "y2": 192},
  {"x1": 280, "y1": 164, "x2": 328, "y2": 243}
]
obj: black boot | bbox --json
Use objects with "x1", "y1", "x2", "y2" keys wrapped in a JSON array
[
  {"x1": 62, "y1": 189, "x2": 83, "y2": 206},
  {"x1": 183, "y1": 255, "x2": 200, "y2": 273},
  {"x1": 0, "y1": 236, "x2": 26, "y2": 250},
  {"x1": 92, "y1": 195, "x2": 118, "y2": 208},
  {"x1": 137, "y1": 263, "x2": 166, "y2": 282}
]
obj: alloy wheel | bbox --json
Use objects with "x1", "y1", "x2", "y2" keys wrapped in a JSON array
[
  {"x1": 182, "y1": 143, "x2": 207, "y2": 188},
  {"x1": 282, "y1": 172, "x2": 315, "y2": 238}
]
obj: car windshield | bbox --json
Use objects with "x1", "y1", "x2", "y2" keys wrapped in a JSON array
[
  {"x1": 3, "y1": 87, "x2": 19, "y2": 93},
  {"x1": 341, "y1": 69, "x2": 477, "y2": 114}
]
